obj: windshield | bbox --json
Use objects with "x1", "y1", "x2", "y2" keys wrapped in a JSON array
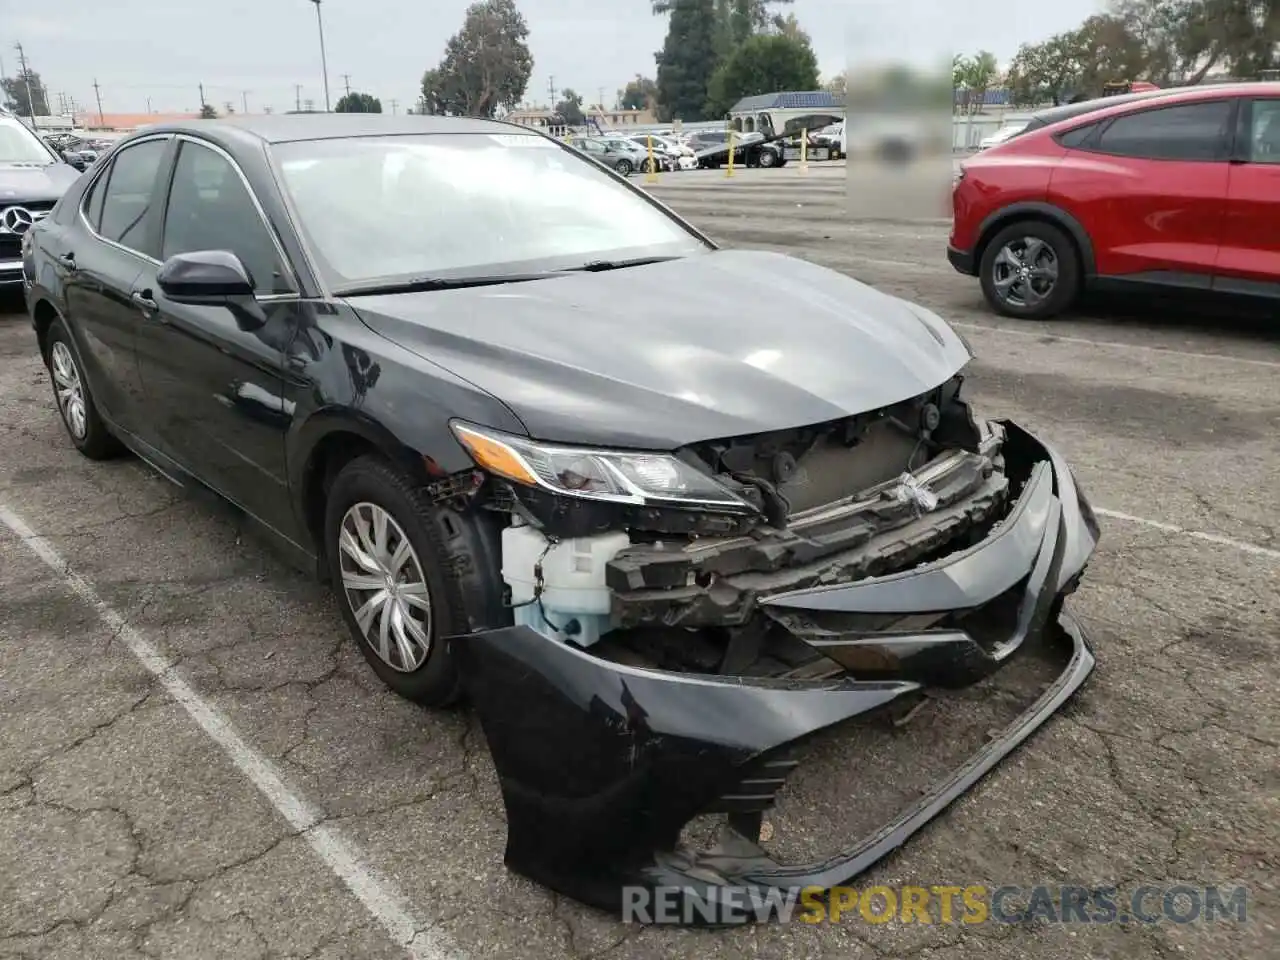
[
  {"x1": 0, "y1": 118, "x2": 57, "y2": 164},
  {"x1": 273, "y1": 132, "x2": 708, "y2": 290}
]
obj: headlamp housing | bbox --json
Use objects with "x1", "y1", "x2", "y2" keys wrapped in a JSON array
[{"x1": 451, "y1": 422, "x2": 755, "y2": 513}]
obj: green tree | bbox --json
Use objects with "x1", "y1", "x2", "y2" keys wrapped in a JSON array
[
  {"x1": 1, "y1": 71, "x2": 50, "y2": 116},
  {"x1": 1005, "y1": 32, "x2": 1087, "y2": 105},
  {"x1": 198, "y1": 103, "x2": 218, "y2": 119},
  {"x1": 1113, "y1": 0, "x2": 1276, "y2": 83},
  {"x1": 952, "y1": 51, "x2": 999, "y2": 113},
  {"x1": 705, "y1": 32, "x2": 819, "y2": 117},
  {"x1": 555, "y1": 88, "x2": 585, "y2": 125},
  {"x1": 618, "y1": 74, "x2": 658, "y2": 110},
  {"x1": 420, "y1": 0, "x2": 534, "y2": 117},
  {"x1": 654, "y1": 0, "x2": 720, "y2": 121},
  {"x1": 335, "y1": 91, "x2": 383, "y2": 113}
]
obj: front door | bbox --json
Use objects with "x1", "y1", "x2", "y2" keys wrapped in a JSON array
[
  {"x1": 1214, "y1": 97, "x2": 1280, "y2": 296},
  {"x1": 134, "y1": 136, "x2": 302, "y2": 540}
]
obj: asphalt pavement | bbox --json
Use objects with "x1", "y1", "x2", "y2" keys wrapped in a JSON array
[{"x1": 1, "y1": 161, "x2": 1276, "y2": 959}]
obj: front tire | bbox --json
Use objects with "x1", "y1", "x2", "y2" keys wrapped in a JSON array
[
  {"x1": 614, "y1": 159, "x2": 633, "y2": 176},
  {"x1": 45, "y1": 317, "x2": 122, "y2": 460},
  {"x1": 759, "y1": 149, "x2": 778, "y2": 168},
  {"x1": 979, "y1": 221, "x2": 1080, "y2": 320},
  {"x1": 323, "y1": 456, "x2": 502, "y2": 707}
]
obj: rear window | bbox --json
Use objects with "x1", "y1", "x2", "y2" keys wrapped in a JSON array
[
  {"x1": 1054, "y1": 122, "x2": 1099, "y2": 149},
  {"x1": 1092, "y1": 100, "x2": 1233, "y2": 161}
]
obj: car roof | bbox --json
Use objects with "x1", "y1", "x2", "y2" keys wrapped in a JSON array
[
  {"x1": 1029, "y1": 81, "x2": 1280, "y2": 131},
  {"x1": 122, "y1": 113, "x2": 520, "y2": 147}
]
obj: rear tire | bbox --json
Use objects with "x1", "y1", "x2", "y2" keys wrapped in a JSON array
[
  {"x1": 759, "y1": 149, "x2": 778, "y2": 168},
  {"x1": 44, "y1": 317, "x2": 123, "y2": 460},
  {"x1": 324, "y1": 455, "x2": 505, "y2": 707},
  {"x1": 979, "y1": 220, "x2": 1081, "y2": 320}
]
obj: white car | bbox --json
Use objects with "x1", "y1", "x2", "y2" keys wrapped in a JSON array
[{"x1": 977, "y1": 122, "x2": 1029, "y2": 151}]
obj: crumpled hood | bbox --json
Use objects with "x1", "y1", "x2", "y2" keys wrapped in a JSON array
[
  {"x1": 0, "y1": 162, "x2": 81, "y2": 204},
  {"x1": 350, "y1": 249, "x2": 971, "y2": 449}
]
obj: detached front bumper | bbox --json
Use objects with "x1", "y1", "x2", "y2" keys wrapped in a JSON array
[{"x1": 453, "y1": 421, "x2": 1099, "y2": 922}]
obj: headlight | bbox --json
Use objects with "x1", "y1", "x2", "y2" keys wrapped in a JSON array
[{"x1": 451, "y1": 422, "x2": 755, "y2": 512}]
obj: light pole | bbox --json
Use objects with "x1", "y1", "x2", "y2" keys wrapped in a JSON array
[{"x1": 310, "y1": 0, "x2": 332, "y2": 112}]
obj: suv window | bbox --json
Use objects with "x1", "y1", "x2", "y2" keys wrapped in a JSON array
[
  {"x1": 97, "y1": 138, "x2": 168, "y2": 254},
  {"x1": 1248, "y1": 99, "x2": 1280, "y2": 163},
  {"x1": 160, "y1": 140, "x2": 294, "y2": 295},
  {"x1": 1093, "y1": 101, "x2": 1233, "y2": 161},
  {"x1": 1055, "y1": 122, "x2": 1099, "y2": 149}
]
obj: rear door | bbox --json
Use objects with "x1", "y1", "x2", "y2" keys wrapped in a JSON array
[
  {"x1": 1048, "y1": 99, "x2": 1235, "y2": 285},
  {"x1": 62, "y1": 135, "x2": 173, "y2": 435},
  {"x1": 1214, "y1": 97, "x2": 1280, "y2": 295}
]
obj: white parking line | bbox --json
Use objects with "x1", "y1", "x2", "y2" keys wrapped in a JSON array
[
  {"x1": 953, "y1": 322, "x2": 1280, "y2": 370},
  {"x1": 0, "y1": 505, "x2": 456, "y2": 960},
  {"x1": 1094, "y1": 507, "x2": 1280, "y2": 561}
]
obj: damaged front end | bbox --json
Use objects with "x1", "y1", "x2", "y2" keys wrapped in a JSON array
[{"x1": 447, "y1": 379, "x2": 1100, "y2": 922}]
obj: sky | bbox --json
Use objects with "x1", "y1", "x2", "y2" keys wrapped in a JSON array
[{"x1": 0, "y1": 0, "x2": 1104, "y2": 117}]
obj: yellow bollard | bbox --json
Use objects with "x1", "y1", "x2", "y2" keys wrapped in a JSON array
[
  {"x1": 800, "y1": 128, "x2": 808, "y2": 173},
  {"x1": 645, "y1": 135, "x2": 659, "y2": 183},
  {"x1": 726, "y1": 129, "x2": 736, "y2": 178}
]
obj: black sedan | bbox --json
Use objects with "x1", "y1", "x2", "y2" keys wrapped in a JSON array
[{"x1": 23, "y1": 114, "x2": 1099, "y2": 922}]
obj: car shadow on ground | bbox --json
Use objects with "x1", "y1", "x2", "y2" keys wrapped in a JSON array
[{"x1": 1071, "y1": 289, "x2": 1280, "y2": 346}]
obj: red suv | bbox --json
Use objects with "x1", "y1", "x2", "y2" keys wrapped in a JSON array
[{"x1": 947, "y1": 83, "x2": 1280, "y2": 319}]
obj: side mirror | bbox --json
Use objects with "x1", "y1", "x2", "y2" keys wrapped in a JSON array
[
  {"x1": 157, "y1": 250, "x2": 254, "y2": 299},
  {"x1": 156, "y1": 250, "x2": 266, "y2": 330}
]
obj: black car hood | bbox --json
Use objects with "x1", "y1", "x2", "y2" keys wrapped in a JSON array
[
  {"x1": 350, "y1": 249, "x2": 971, "y2": 449},
  {"x1": 0, "y1": 162, "x2": 80, "y2": 203}
]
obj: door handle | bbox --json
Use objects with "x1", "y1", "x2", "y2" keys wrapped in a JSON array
[
  {"x1": 55, "y1": 252, "x2": 76, "y2": 270},
  {"x1": 131, "y1": 290, "x2": 158, "y2": 314}
]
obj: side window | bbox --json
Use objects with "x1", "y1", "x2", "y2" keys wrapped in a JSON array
[
  {"x1": 1056, "y1": 122, "x2": 1098, "y2": 149},
  {"x1": 1248, "y1": 99, "x2": 1280, "y2": 163},
  {"x1": 1093, "y1": 101, "x2": 1233, "y2": 161},
  {"x1": 81, "y1": 173, "x2": 106, "y2": 230},
  {"x1": 98, "y1": 139, "x2": 168, "y2": 254},
  {"x1": 160, "y1": 141, "x2": 294, "y2": 295}
]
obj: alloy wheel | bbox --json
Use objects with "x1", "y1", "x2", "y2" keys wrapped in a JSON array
[
  {"x1": 50, "y1": 341, "x2": 87, "y2": 440},
  {"x1": 338, "y1": 502, "x2": 433, "y2": 673},
  {"x1": 991, "y1": 237, "x2": 1059, "y2": 309}
]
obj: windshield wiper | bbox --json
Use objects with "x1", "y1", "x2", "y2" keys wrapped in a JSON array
[
  {"x1": 567, "y1": 256, "x2": 683, "y2": 273},
  {"x1": 333, "y1": 273, "x2": 556, "y2": 297}
]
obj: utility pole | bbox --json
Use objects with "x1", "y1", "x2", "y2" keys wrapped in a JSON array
[
  {"x1": 199, "y1": 83, "x2": 206, "y2": 107},
  {"x1": 341, "y1": 74, "x2": 351, "y2": 96},
  {"x1": 93, "y1": 78, "x2": 104, "y2": 125},
  {"x1": 146, "y1": 96, "x2": 152, "y2": 113},
  {"x1": 389, "y1": 98, "x2": 398, "y2": 115},
  {"x1": 242, "y1": 90, "x2": 249, "y2": 114},
  {"x1": 15, "y1": 43, "x2": 37, "y2": 120},
  {"x1": 224, "y1": 101, "x2": 234, "y2": 114},
  {"x1": 294, "y1": 85, "x2": 302, "y2": 112},
  {"x1": 598, "y1": 87, "x2": 605, "y2": 110},
  {"x1": 304, "y1": 98, "x2": 314, "y2": 113},
  {"x1": 310, "y1": 0, "x2": 332, "y2": 112}
]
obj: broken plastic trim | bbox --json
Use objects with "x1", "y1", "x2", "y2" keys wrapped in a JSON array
[{"x1": 450, "y1": 421, "x2": 1100, "y2": 922}]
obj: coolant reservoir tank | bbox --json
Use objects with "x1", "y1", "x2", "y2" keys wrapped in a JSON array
[{"x1": 500, "y1": 525, "x2": 630, "y2": 646}]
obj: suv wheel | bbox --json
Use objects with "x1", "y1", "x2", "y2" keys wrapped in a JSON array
[
  {"x1": 759, "y1": 148, "x2": 778, "y2": 168},
  {"x1": 45, "y1": 318, "x2": 123, "y2": 460},
  {"x1": 979, "y1": 221, "x2": 1080, "y2": 320},
  {"x1": 614, "y1": 159, "x2": 633, "y2": 176},
  {"x1": 323, "y1": 456, "x2": 505, "y2": 707}
]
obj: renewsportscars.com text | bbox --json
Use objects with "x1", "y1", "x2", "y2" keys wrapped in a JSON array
[{"x1": 622, "y1": 884, "x2": 1250, "y2": 925}]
